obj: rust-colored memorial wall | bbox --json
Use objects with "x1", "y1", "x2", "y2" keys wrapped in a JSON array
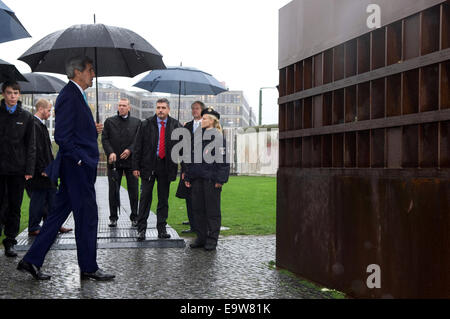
[{"x1": 277, "y1": 0, "x2": 450, "y2": 298}]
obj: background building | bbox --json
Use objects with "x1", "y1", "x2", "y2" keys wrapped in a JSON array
[{"x1": 85, "y1": 82, "x2": 256, "y2": 127}]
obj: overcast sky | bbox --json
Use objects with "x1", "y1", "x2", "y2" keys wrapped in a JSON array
[{"x1": 0, "y1": 0, "x2": 291, "y2": 124}]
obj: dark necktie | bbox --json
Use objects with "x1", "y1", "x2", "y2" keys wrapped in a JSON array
[{"x1": 159, "y1": 121, "x2": 166, "y2": 159}]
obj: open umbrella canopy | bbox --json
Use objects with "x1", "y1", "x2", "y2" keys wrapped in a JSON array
[
  {"x1": 14, "y1": 73, "x2": 67, "y2": 94},
  {"x1": 0, "y1": 0, "x2": 31, "y2": 44},
  {"x1": 133, "y1": 66, "x2": 227, "y2": 96},
  {"x1": 19, "y1": 23, "x2": 166, "y2": 122},
  {"x1": 18, "y1": 23, "x2": 166, "y2": 77},
  {"x1": 0, "y1": 59, "x2": 27, "y2": 82}
]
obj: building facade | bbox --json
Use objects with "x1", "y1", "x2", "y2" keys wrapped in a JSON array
[
  {"x1": 21, "y1": 81, "x2": 256, "y2": 142},
  {"x1": 83, "y1": 82, "x2": 256, "y2": 128}
]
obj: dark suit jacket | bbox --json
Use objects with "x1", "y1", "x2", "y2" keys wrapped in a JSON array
[
  {"x1": 46, "y1": 81, "x2": 99, "y2": 181},
  {"x1": 132, "y1": 115, "x2": 182, "y2": 181},
  {"x1": 28, "y1": 117, "x2": 55, "y2": 189},
  {"x1": 176, "y1": 120, "x2": 194, "y2": 199}
]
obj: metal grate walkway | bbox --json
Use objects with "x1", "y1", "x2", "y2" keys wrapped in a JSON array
[{"x1": 15, "y1": 177, "x2": 185, "y2": 251}]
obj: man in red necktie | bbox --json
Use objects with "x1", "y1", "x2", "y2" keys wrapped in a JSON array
[{"x1": 132, "y1": 98, "x2": 182, "y2": 241}]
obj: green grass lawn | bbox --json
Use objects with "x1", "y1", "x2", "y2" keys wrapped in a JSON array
[{"x1": 122, "y1": 176, "x2": 276, "y2": 236}]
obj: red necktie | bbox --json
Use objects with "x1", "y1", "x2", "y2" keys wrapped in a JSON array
[{"x1": 159, "y1": 121, "x2": 166, "y2": 159}]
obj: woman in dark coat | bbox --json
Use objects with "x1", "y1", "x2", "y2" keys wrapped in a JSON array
[{"x1": 184, "y1": 108, "x2": 230, "y2": 251}]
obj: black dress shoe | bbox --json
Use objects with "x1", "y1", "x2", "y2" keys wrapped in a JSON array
[
  {"x1": 131, "y1": 220, "x2": 138, "y2": 228},
  {"x1": 137, "y1": 230, "x2": 146, "y2": 241},
  {"x1": 17, "y1": 259, "x2": 51, "y2": 280},
  {"x1": 108, "y1": 220, "x2": 117, "y2": 227},
  {"x1": 182, "y1": 221, "x2": 190, "y2": 225},
  {"x1": 158, "y1": 231, "x2": 171, "y2": 239},
  {"x1": 80, "y1": 268, "x2": 115, "y2": 281},
  {"x1": 189, "y1": 240, "x2": 205, "y2": 249},
  {"x1": 204, "y1": 243, "x2": 217, "y2": 251},
  {"x1": 5, "y1": 246, "x2": 18, "y2": 257}
]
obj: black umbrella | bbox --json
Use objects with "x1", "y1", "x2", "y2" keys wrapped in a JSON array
[
  {"x1": 0, "y1": 58, "x2": 27, "y2": 82},
  {"x1": 134, "y1": 66, "x2": 227, "y2": 121},
  {"x1": 3, "y1": 73, "x2": 67, "y2": 112},
  {"x1": 16, "y1": 73, "x2": 66, "y2": 94},
  {"x1": 0, "y1": 0, "x2": 31, "y2": 44},
  {"x1": 19, "y1": 23, "x2": 166, "y2": 122}
]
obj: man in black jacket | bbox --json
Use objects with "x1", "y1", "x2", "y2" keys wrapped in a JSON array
[
  {"x1": 101, "y1": 98, "x2": 141, "y2": 227},
  {"x1": 0, "y1": 81, "x2": 36, "y2": 257},
  {"x1": 27, "y1": 99, "x2": 72, "y2": 236},
  {"x1": 133, "y1": 98, "x2": 182, "y2": 240}
]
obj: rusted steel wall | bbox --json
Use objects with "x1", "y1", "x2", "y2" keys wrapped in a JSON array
[
  {"x1": 277, "y1": 0, "x2": 450, "y2": 298},
  {"x1": 277, "y1": 168, "x2": 450, "y2": 298}
]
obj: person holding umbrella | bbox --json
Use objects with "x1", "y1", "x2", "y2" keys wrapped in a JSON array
[
  {"x1": 133, "y1": 98, "x2": 182, "y2": 241},
  {"x1": 101, "y1": 98, "x2": 141, "y2": 228},
  {"x1": 17, "y1": 56, "x2": 114, "y2": 281},
  {"x1": 184, "y1": 107, "x2": 230, "y2": 251},
  {"x1": 0, "y1": 81, "x2": 36, "y2": 257}
]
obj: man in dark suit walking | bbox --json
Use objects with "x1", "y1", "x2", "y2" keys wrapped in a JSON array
[
  {"x1": 133, "y1": 98, "x2": 182, "y2": 241},
  {"x1": 17, "y1": 56, "x2": 115, "y2": 281},
  {"x1": 176, "y1": 101, "x2": 205, "y2": 234}
]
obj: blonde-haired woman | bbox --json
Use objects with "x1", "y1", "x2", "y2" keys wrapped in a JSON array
[{"x1": 184, "y1": 108, "x2": 230, "y2": 251}]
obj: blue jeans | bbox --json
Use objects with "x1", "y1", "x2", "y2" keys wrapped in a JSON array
[{"x1": 28, "y1": 188, "x2": 56, "y2": 233}]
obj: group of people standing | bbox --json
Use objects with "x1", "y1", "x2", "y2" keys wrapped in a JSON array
[
  {"x1": 0, "y1": 55, "x2": 230, "y2": 281},
  {"x1": 102, "y1": 96, "x2": 230, "y2": 250}
]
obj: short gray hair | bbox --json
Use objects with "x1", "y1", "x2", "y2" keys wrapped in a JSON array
[
  {"x1": 191, "y1": 100, "x2": 206, "y2": 110},
  {"x1": 119, "y1": 97, "x2": 130, "y2": 105},
  {"x1": 65, "y1": 56, "x2": 94, "y2": 79},
  {"x1": 156, "y1": 98, "x2": 170, "y2": 107}
]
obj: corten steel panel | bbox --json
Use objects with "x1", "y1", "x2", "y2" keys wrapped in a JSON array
[
  {"x1": 278, "y1": 0, "x2": 450, "y2": 299},
  {"x1": 279, "y1": 0, "x2": 447, "y2": 69},
  {"x1": 276, "y1": 168, "x2": 450, "y2": 298}
]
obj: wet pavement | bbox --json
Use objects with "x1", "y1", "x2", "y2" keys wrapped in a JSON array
[
  {"x1": 0, "y1": 178, "x2": 337, "y2": 299},
  {"x1": 1, "y1": 235, "x2": 337, "y2": 299},
  {"x1": 14, "y1": 177, "x2": 184, "y2": 250}
]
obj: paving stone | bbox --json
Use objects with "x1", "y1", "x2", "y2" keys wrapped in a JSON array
[
  {"x1": 15, "y1": 177, "x2": 185, "y2": 251},
  {"x1": 0, "y1": 235, "x2": 335, "y2": 299}
]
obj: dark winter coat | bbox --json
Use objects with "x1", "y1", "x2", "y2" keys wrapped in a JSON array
[
  {"x1": 184, "y1": 128, "x2": 230, "y2": 185},
  {"x1": 132, "y1": 115, "x2": 182, "y2": 181},
  {"x1": 176, "y1": 120, "x2": 194, "y2": 199},
  {"x1": 0, "y1": 100, "x2": 36, "y2": 176},
  {"x1": 28, "y1": 116, "x2": 55, "y2": 189},
  {"x1": 101, "y1": 112, "x2": 141, "y2": 169}
]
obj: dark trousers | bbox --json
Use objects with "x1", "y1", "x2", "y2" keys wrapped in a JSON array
[
  {"x1": 191, "y1": 179, "x2": 222, "y2": 247},
  {"x1": 23, "y1": 159, "x2": 99, "y2": 273},
  {"x1": 185, "y1": 193, "x2": 195, "y2": 231},
  {"x1": 107, "y1": 167, "x2": 138, "y2": 222},
  {"x1": 28, "y1": 188, "x2": 56, "y2": 233},
  {"x1": 0, "y1": 175, "x2": 26, "y2": 248},
  {"x1": 137, "y1": 159, "x2": 171, "y2": 233}
]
